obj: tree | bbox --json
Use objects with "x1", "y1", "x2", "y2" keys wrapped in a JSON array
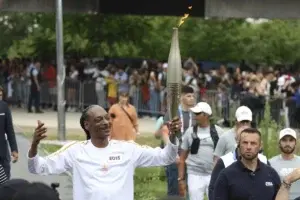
[{"x1": 2, "y1": 12, "x2": 300, "y2": 64}]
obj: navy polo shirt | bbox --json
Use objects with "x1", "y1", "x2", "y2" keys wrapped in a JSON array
[{"x1": 213, "y1": 159, "x2": 281, "y2": 200}]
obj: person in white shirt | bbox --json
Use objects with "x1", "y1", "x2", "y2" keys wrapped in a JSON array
[
  {"x1": 27, "y1": 105, "x2": 180, "y2": 200},
  {"x1": 269, "y1": 128, "x2": 300, "y2": 200},
  {"x1": 276, "y1": 168, "x2": 300, "y2": 200}
]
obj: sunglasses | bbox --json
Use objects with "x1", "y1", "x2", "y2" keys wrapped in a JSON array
[
  {"x1": 239, "y1": 120, "x2": 251, "y2": 124},
  {"x1": 195, "y1": 112, "x2": 208, "y2": 116}
]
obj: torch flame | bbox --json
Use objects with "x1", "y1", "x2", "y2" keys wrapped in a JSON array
[
  {"x1": 177, "y1": 6, "x2": 192, "y2": 27},
  {"x1": 178, "y1": 14, "x2": 189, "y2": 27}
]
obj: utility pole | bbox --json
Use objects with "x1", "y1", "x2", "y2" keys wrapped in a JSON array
[{"x1": 56, "y1": 0, "x2": 66, "y2": 141}]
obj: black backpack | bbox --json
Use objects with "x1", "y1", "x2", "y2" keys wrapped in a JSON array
[{"x1": 190, "y1": 124, "x2": 219, "y2": 154}]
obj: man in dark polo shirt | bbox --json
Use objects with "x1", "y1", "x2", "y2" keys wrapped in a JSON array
[
  {"x1": 208, "y1": 125, "x2": 269, "y2": 200},
  {"x1": 213, "y1": 128, "x2": 281, "y2": 200}
]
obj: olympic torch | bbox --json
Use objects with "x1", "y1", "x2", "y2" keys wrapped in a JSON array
[{"x1": 167, "y1": 28, "x2": 182, "y2": 142}]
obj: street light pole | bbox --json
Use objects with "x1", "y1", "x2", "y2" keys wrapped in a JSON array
[{"x1": 56, "y1": 0, "x2": 66, "y2": 141}]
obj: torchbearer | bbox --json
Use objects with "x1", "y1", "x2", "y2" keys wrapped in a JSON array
[{"x1": 27, "y1": 105, "x2": 181, "y2": 200}]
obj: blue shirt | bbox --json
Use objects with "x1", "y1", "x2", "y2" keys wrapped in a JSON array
[
  {"x1": 213, "y1": 159, "x2": 281, "y2": 200},
  {"x1": 292, "y1": 90, "x2": 300, "y2": 107}
]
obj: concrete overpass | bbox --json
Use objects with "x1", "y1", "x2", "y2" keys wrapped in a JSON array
[{"x1": 1, "y1": 0, "x2": 300, "y2": 19}]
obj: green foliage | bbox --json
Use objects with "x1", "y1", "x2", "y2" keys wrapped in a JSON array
[
  {"x1": 134, "y1": 167, "x2": 166, "y2": 200},
  {"x1": 259, "y1": 102, "x2": 281, "y2": 158},
  {"x1": 2, "y1": 13, "x2": 300, "y2": 63}
]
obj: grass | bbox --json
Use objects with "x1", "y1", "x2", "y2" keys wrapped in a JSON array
[
  {"x1": 20, "y1": 126, "x2": 85, "y2": 141},
  {"x1": 21, "y1": 126, "x2": 154, "y2": 141}
]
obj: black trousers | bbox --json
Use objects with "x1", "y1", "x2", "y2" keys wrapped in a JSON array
[{"x1": 28, "y1": 89, "x2": 40, "y2": 112}]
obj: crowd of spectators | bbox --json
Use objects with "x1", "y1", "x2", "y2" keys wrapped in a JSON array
[{"x1": 1, "y1": 57, "x2": 300, "y2": 128}]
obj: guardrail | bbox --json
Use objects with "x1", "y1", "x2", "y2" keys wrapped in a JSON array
[{"x1": 7, "y1": 79, "x2": 299, "y2": 129}]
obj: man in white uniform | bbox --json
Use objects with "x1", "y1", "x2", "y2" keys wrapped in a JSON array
[{"x1": 27, "y1": 105, "x2": 180, "y2": 200}]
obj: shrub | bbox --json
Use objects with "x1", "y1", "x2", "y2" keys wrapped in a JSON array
[
  {"x1": 259, "y1": 102, "x2": 282, "y2": 158},
  {"x1": 134, "y1": 167, "x2": 166, "y2": 200}
]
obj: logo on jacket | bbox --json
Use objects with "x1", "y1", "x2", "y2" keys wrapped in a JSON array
[
  {"x1": 100, "y1": 163, "x2": 109, "y2": 172},
  {"x1": 265, "y1": 182, "x2": 273, "y2": 187}
]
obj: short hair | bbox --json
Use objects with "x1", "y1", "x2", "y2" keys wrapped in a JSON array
[
  {"x1": 13, "y1": 182, "x2": 59, "y2": 200},
  {"x1": 80, "y1": 105, "x2": 98, "y2": 140},
  {"x1": 240, "y1": 127, "x2": 261, "y2": 138},
  {"x1": 181, "y1": 85, "x2": 194, "y2": 94},
  {"x1": 119, "y1": 91, "x2": 129, "y2": 97}
]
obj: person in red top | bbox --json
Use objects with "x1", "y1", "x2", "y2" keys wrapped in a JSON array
[{"x1": 43, "y1": 63, "x2": 57, "y2": 110}]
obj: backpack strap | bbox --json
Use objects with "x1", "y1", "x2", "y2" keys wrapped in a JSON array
[
  {"x1": 210, "y1": 124, "x2": 219, "y2": 149},
  {"x1": 190, "y1": 125, "x2": 200, "y2": 154},
  {"x1": 192, "y1": 125, "x2": 198, "y2": 139}
]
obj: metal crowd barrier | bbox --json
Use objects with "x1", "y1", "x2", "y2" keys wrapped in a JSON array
[{"x1": 7, "y1": 79, "x2": 299, "y2": 128}]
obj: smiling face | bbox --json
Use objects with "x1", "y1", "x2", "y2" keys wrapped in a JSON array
[{"x1": 84, "y1": 106, "x2": 111, "y2": 139}]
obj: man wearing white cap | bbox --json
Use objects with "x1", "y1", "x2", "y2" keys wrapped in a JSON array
[
  {"x1": 178, "y1": 102, "x2": 223, "y2": 200},
  {"x1": 270, "y1": 128, "x2": 300, "y2": 200},
  {"x1": 213, "y1": 106, "x2": 252, "y2": 162}
]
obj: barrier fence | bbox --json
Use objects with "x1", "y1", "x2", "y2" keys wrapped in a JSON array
[{"x1": 7, "y1": 79, "x2": 299, "y2": 129}]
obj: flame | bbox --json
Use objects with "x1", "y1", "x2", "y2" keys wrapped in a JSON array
[
  {"x1": 178, "y1": 14, "x2": 189, "y2": 27},
  {"x1": 177, "y1": 6, "x2": 192, "y2": 27}
]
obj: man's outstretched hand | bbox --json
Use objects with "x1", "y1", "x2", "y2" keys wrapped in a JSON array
[
  {"x1": 32, "y1": 120, "x2": 47, "y2": 145},
  {"x1": 28, "y1": 120, "x2": 47, "y2": 158}
]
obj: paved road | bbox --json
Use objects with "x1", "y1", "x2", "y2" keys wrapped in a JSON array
[
  {"x1": 11, "y1": 108, "x2": 157, "y2": 134},
  {"x1": 11, "y1": 134, "x2": 73, "y2": 200}
]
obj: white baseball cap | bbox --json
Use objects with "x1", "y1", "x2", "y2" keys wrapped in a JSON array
[
  {"x1": 279, "y1": 128, "x2": 297, "y2": 140},
  {"x1": 277, "y1": 76, "x2": 285, "y2": 87},
  {"x1": 190, "y1": 102, "x2": 212, "y2": 115},
  {"x1": 235, "y1": 106, "x2": 252, "y2": 122}
]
